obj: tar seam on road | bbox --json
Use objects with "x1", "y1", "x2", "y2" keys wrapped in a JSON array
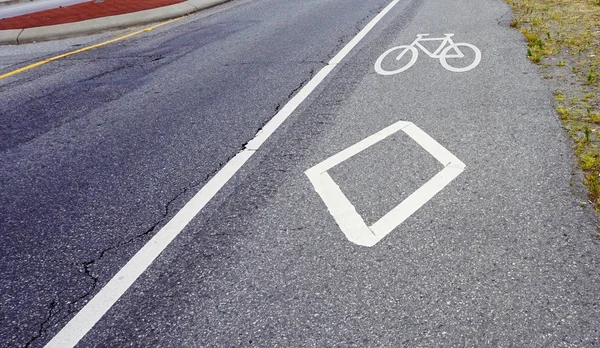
[
  {"x1": 0, "y1": 16, "x2": 184, "y2": 80},
  {"x1": 43, "y1": 0, "x2": 402, "y2": 347}
]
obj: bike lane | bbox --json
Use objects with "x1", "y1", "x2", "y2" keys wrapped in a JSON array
[{"x1": 70, "y1": 0, "x2": 600, "y2": 345}]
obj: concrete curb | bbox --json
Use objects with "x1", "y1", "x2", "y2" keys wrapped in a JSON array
[{"x1": 0, "y1": 0, "x2": 228, "y2": 44}]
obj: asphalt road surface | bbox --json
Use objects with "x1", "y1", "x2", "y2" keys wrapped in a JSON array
[{"x1": 1, "y1": 0, "x2": 600, "y2": 347}]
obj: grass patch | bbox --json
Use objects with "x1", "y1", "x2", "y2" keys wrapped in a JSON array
[{"x1": 506, "y1": 0, "x2": 600, "y2": 210}]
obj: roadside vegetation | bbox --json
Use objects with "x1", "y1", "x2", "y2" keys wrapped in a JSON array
[{"x1": 505, "y1": 0, "x2": 600, "y2": 210}]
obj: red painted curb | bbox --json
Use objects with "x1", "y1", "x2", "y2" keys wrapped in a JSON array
[{"x1": 0, "y1": 0, "x2": 186, "y2": 30}]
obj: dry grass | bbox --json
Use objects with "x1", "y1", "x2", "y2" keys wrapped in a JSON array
[{"x1": 506, "y1": 0, "x2": 600, "y2": 209}]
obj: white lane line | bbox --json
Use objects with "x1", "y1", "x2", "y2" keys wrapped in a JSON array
[
  {"x1": 305, "y1": 121, "x2": 465, "y2": 247},
  {"x1": 44, "y1": 0, "x2": 402, "y2": 347}
]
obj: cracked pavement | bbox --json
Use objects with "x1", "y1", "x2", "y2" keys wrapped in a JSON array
[
  {"x1": 0, "y1": 0, "x2": 394, "y2": 346},
  {"x1": 2, "y1": 0, "x2": 600, "y2": 346}
]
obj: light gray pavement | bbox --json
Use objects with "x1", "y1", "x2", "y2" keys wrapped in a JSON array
[{"x1": 1, "y1": 0, "x2": 600, "y2": 346}]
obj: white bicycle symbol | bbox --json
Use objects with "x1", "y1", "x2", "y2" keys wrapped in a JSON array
[{"x1": 375, "y1": 34, "x2": 481, "y2": 75}]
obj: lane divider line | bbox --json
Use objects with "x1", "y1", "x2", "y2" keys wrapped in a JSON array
[
  {"x1": 0, "y1": 16, "x2": 184, "y2": 80},
  {"x1": 44, "y1": 0, "x2": 401, "y2": 346}
]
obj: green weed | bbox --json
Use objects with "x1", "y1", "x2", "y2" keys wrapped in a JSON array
[{"x1": 506, "y1": 0, "x2": 600, "y2": 211}]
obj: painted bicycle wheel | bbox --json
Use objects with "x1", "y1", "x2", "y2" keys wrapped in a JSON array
[
  {"x1": 439, "y1": 43, "x2": 481, "y2": 72},
  {"x1": 374, "y1": 45, "x2": 418, "y2": 75}
]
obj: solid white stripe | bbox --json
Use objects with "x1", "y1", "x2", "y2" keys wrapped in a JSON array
[
  {"x1": 308, "y1": 120, "x2": 410, "y2": 175},
  {"x1": 44, "y1": 0, "x2": 402, "y2": 346},
  {"x1": 308, "y1": 172, "x2": 377, "y2": 247},
  {"x1": 402, "y1": 123, "x2": 465, "y2": 169},
  {"x1": 370, "y1": 165, "x2": 464, "y2": 235}
]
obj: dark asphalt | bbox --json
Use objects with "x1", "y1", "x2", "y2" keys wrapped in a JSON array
[
  {"x1": 0, "y1": 0, "x2": 393, "y2": 345},
  {"x1": 1, "y1": 0, "x2": 600, "y2": 347}
]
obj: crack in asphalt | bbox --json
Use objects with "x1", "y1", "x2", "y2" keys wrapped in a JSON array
[
  {"x1": 20, "y1": 61, "x2": 322, "y2": 347},
  {"x1": 15, "y1": 2, "x2": 402, "y2": 343},
  {"x1": 273, "y1": 67, "x2": 318, "y2": 114},
  {"x1": 24, "y1": 301, "x2": 56, "y2": 348},
  {"x1": 21, "y1": 175, "x2": 213, "y2": 347},
  {"x1": 325, "y1": 6, "x2": 383, "y2": 61}
]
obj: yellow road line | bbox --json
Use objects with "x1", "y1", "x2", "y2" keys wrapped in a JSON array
[{"x1": 0, "y1": 16, "x2": 184, "y2": 80}]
